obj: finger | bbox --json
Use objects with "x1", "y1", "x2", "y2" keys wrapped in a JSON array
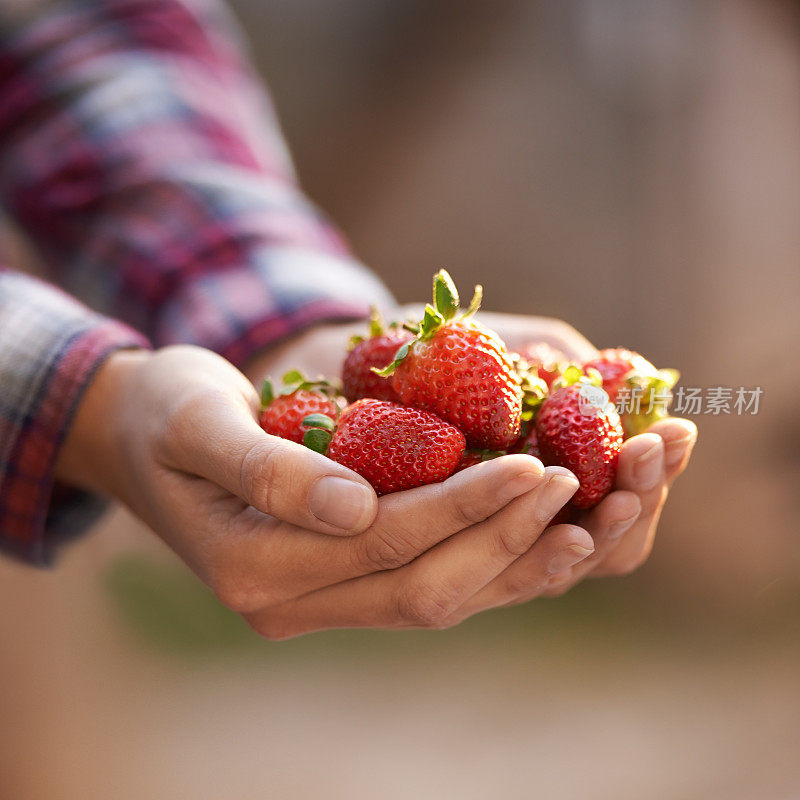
[
  {"x1": 539, "y1": 489, "x2": 642, "y2": 592},
  {"x1": 349, "y1": 454, "x2": 546, "y2": 574},
  {"x1": 648, "y1": 417, "x2": 698, "y2": 483},
  {"x1": 245, "y1": 468, "x2": 580, "y2": 637},
  {"x1": 441, "y1": 524, "x2": 595, "y2": 619},
  {"x1": 192, "y1": 454, "x2": 547, "y2": 612},
  {"x1": 541, "y1": 421, "x2": 696, "y2": 589},
  {"x1": 165, "y1": 393, "x2": 378, "y2": 536},
  {"x1": 586, "y1": 433, "x2": 668, "y2": 577}
]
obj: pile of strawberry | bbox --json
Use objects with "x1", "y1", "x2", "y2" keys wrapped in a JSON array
[{"x1": 259, "y1": 271, "x2": 678, "y2": 510}]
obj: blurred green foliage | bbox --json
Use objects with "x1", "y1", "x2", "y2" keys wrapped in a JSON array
[{"x1": 104, "y1": 554, "x2": 800, "y2": 662}]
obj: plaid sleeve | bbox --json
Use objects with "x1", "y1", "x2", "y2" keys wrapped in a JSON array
[
  {"x1": 0, "y1": 0, "x2": 394, "y2": 367},
  {"x1": 0, "y1": 269, "x2": 149, "y2": 565}
]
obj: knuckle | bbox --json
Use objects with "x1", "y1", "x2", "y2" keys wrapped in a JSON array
[
  {"x1": 249, "y1": 615, "x2": 294, "y2": 641},
  {"x1": 439, "y1": 482, "x2": 488, "y2": 529},
  {"x1": 212, "y1": 577, "x2": 262, "y2": 614},
  {"x1": 358, "y1": 532, "x2": 410, "y2": 571},
  {"x1": 240, "y1": 440, "x2": 286, "y2": 514},
  {"x1": 504, "y1": 572, "x2": 543, "y2": 598},
  {"x1": 493, "y1": 526, "x2": 532, "y2": 560},
  {"x1": 397, "y1": 581, "x2": 458, "y2": 628},
  {"x1": 209, "y1": 564, "x2": 275, "y2": 614}
]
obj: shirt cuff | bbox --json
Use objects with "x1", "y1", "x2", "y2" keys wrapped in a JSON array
[{"x1": 0, "y1": 277, "x2": 149, "y2": 565}]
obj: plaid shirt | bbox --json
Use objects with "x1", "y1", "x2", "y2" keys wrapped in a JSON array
[{"x1": 0, "y1": 0, "x2": 393, "y2": 565}]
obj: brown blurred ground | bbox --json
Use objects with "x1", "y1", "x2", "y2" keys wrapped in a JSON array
[{"x1": 1, "y1": 1, "x2": 799, "y2": 798}]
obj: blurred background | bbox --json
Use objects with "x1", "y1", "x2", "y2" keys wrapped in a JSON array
[{"x1": 1, "y1": 0, "x2": 799, "y2": 798}]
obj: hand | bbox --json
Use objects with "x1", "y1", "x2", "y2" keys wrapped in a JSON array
[
  {"x1": 437, "y1": 312, "x2": 697, "y2": 622},
  {"x1": 55, "y1": 344, "x2": 596, "y2": 638}
]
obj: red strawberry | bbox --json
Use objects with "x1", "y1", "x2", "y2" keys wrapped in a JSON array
[
  {"x1": 549, "y1": 504, "x2": 576, "y2": 526},
  {"x1": 303, "y1": 399, "x2": 465, "y2": 495},
  {"x1": 508, "y1": 426, "x2": 541, "y2": 460},
  {"x1": 380, "y1": 270, "x2": 523, "y2": 450},
  {"x1": 583, "y1": 348, "x2": 654, "y2": 402},
  {"x1": 454, "y1": 450, "x2": 486, "y2": 473},
  {"x1": 583, "y1": 348, "x2": 679, "y2": 437},
  {"x1": 514, "y1": 341, "x2": 567, "y2": 390},
  {"x1": 259, "y1": 371, "x2": 339, "y2": 444},
  {"x1": 342, "y1": 310, "x2": 413, "y2": 403},
  {"x1": 535, "y1": 370, "x2": 624, "y2": 509},
  {"x1": 453, "y1": 448, "x2": 504, "y2": 473}
]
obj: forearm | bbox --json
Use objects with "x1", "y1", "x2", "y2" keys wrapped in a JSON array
[{"x1": 0, "y1": 0, "x2": 393, "y2": 366}]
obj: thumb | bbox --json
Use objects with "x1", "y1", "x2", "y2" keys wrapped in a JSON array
[{"x1": 170, "y1": 393, "x2": 378, "y2": 536}]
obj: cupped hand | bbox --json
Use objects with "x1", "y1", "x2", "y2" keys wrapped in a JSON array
[
  {"x1": 435, "y1": 312, "x2": 697, "y2": 621},
  {"x1": 56, "y1": 344, "x2": 595, "y2": 637},
  {"x1": 436, "y1": 417, "x2": 696, "y2": 624}
]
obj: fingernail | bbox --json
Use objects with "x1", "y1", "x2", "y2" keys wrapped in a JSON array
[
  {"x1": 664, "y1": 433, "x2": 697, "y2": 467},
  {"x1": 545, "y1": 474, "x2": 580, "y2": 507},
  {"x1": 633, "y1": 442, "x2": 663, "y2": 490},
  {"x1": 499, "y1": 470, "x2": 545, "y2": 504},
  {"x1": 608, "y1": 514, "x2": 638, "y2": 540},
  {"x1": 547, "y1": 544, "x2": 594, "y2": 574},
  {"x1": 309, "y1": 476, "x2": 373, "y2": 530}
]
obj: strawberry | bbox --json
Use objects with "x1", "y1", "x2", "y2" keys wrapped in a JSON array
[
  {"x1": 549, "y1": 504, "x2": 576, "y2": 526},
  {"x1": 378, "y1": 270, "x2": 523, "y2": 450},
  {"x1": 342, "y1": 309, "x2": 413, "y2": 403},
  {"x1": 535, "y1": 367, "x2": 624, "y2": 509},
  {"x1": 583, "y1": 348, "x2": 679, "y2": 437},
  {"x1": 514, "y1": 341, "x2": 567, "y2": 390},
  {"x1": 259, "y1": 371, "x2": 340, "y2": 444},
  {"x1": 583, "y1": 348, "x2": 653, "y2": 402},
  {"x1": 508, "y1": 426, "x2": 541, "y2": 459},
  {"x1": 302, "y1": 399, "x2": 465, "y2": 495},
  {"x1": 454, "y1": 450, "x2": 486, "y2": 473},
  {"x1": 453, "y1": 448, "x2": 504, "y2": 473}
]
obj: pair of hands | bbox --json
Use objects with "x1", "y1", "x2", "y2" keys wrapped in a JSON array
[{"x1": 56, "y1": 313, "x2": 697, "y2": 639}]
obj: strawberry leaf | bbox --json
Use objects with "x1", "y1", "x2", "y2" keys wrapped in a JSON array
[
  {"x1": 433, "y1": 269, "x2": 460, "y2": 321},
  {"x1": 463, "y1": 284, "x2": 483, "y2": 319},
  {"x1": 282, "y1": 369, "x2": 305, "y2": 386},
  {"x1": 303, "y1": 428, "x2": 333, "y2": 454},
  {"x1": 418, "y1": 305, "x2": 445, "y2": 340},
  {"x1": 372, "y1": 341, "x2": 411, "y2": 377},
  {"x1": 260, "y1": 379, "x2": 274, "y2": 408},
  {"x1": 302, "y1": 413, "x2": 336, "y2": 432},
  {"x1": 368, "y1": 306, "x2": 385, "y2": 338}
]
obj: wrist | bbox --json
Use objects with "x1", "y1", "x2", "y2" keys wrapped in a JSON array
[{"x1": 54, "y1": 348, "x2": 151, "y2": 497}]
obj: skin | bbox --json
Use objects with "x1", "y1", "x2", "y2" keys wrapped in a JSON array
[{"x1": 55, "y1": 312, "x2": 696, "y2": 639}]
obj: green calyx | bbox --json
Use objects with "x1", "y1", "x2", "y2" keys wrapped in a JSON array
[
  {"x1": 373, "y1": 268, "x2": 482, "y2": 377},
  {"x1": 519, "y1": 375, "x2": 549, "y2": 422},
  {"x1": 347, "y1": 306, "x2": 399, "y2": 351},
  {"x1": 260, "y1": 370, "x2": 338, "y2": 411},
  {"x1": 621, "y1": 367, "x2": 680, "y2": 436},
  {"x1": 302, "y1": 413, "x2": 336, "y2": 454},
  {"x1": 551, "y1": 364, "x2": 603, "y2": 391},
  {"x1": 511, "y1": 352, "x2": 551, "y2": 422},
  {"x1": 474, "y1": 449, "x2": 505, "y2": 462}
]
